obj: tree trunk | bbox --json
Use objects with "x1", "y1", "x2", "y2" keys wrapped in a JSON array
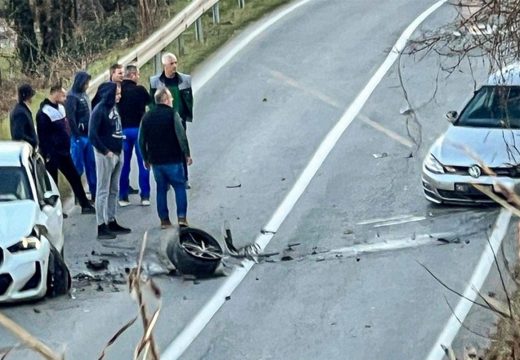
[{"x1": 9, "y1": 0, "x2": 39, "y2": 74}]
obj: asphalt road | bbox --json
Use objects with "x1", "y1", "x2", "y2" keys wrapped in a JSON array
[{"x1": 0, "y1": 0, "x2": 513, "y2": 359}]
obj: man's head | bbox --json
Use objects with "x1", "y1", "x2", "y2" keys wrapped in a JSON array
[
  {"x1": 125, "y1": 64, "x2": 140, "y2": 82},
  {"x1": 49, "y1": 85, "x2": 66, "y2": 105},
  {"x1": 110, "y1": 63, "x2": 124, "y2": 84},
  {"x1": 161, "y1": 53, "x2": 178, "y2": 78},
  {"x1": 154, "y1": 87, "x2": 173, "y2": 107},
  {"x1": 18, "y1": 84, "x2": 35, "y2": 104}
]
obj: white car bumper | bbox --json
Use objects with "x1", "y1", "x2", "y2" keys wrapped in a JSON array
[{"x1": 0, "y1": 237, "x2": 50, "y2": 302}]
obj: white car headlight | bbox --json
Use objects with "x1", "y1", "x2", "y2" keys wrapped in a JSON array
[
  {"x1": 8, "y1": 227, "x2": 42, "y2": 253},
  {"x1": 424, "y1": 153, "x2": 445, "y2": 174}
]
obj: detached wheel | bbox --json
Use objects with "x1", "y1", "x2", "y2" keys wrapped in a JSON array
[
  {"x1": 167, "y1": 227, "x2": 223, "y2": 276},
  {"x1": 46, "y1": 245, "x2": 71, "y2": 297}
]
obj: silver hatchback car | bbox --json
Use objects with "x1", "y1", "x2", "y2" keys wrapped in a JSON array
[{"x1": 422, "y1": 66, "x2": 520, "y2": 204}]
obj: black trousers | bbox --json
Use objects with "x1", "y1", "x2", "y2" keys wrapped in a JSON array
[{"x1": 46, "y1": 153, "x2": 90, "y2": 207}]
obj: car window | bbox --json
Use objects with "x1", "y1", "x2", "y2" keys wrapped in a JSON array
[
  {"x1": 31, "y1": 156, "x2": 52, "y2": 204},
  {"x1": 457, "y1": 86, "x2": 520, "y2": 128},
  {"x1": 0, "y1": 166, "x2": 32, "y2": 201}
]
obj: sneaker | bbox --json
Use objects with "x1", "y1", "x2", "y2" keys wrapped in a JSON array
[
  {"x1": 81, "y1": 204, "x2": 95, "y2": 214},
  {"x1": 97, "y1": 224, "x2": 116, "y2": 240},
  {"x1": 118, "y1": 198, "x2": 131, "y2": 207},
  {"x1": 141, "y1": 197, "x2": 150, "y2": 206},
  {"x1": 129, "y1": 186, "x2": 139, "y2": 195},
  {"x1": 108, "y1": 220, "x2": 131, "y2": 234},
  {"x1": 178, "y1": 217, "x2": 189, "y2": 227},
  {"x1": 160, "y1": 219, "x2": 172, "y2": 229}
]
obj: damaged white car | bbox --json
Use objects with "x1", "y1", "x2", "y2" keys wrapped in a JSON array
[{"x1": 0, "y1": 141, "x2": 70, "y2": 302}]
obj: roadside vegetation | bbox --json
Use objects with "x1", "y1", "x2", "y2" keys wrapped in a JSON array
[{"x1": 0, "y1": 0, "x2": 291, "y2": 139}]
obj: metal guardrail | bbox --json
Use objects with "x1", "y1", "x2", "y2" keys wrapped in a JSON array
[{"x1": 87, "y1": 0, "x2": 221, "y2": 97}]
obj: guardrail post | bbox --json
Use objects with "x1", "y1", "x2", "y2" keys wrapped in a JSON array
[
  {"x1": 237, "y1": 0, "x2": 245, "y2": 8},
  {"x1": 195, "y1": 17, "x2": 204, "y2": 43},
  {"x1": 154, "y1": 52, "x2": 162, "y2": 74},
  {"x1": 177, "y1": 35, "x2": 185, "y2": 56},
  {"x1": 212, "y1": 3, "x2": 220, "y2": 24}
]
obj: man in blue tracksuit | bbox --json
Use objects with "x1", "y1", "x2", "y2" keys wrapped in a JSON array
[{"x1": 66, "y1": 71, "x2": 96, "y2": 202}]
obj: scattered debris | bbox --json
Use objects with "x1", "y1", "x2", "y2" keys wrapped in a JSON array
[
  {"x1": 372, "y1": 152, "x2": 388, "y2": 159},
  {"x1": 343, "y1": 229, "x2": 354, "y2": 235},
  {"x1": 262, "y1": 97, "x2": 267, "y2": 102},
  {"x1": 225, "y1": 295, "x2": 231, "y2": 301},
  {"x1": 225, "y1": 183, "x2": 242, "y2": 189},
  {"x1": 260, "y1": 229, "x2": 276, "y2": 235},
  {"x1": 85, "y1": 259, "x2": 109, "y2": 271},
  {"x1": 280, "y1": 255, "x2": 294, "y2": 261},
  {"x1": 33, "y1": 308, "x2": 40, "y2": 314},
  {"x1": 281, "y1": 177, "x2": 286, "y2": 181}
]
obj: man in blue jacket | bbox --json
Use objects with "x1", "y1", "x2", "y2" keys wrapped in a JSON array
[
  {"x1": 36, "y1": 85, "x2": 95, "y2": 215},
  {"x1": 89, "y1": 82, "x2": 131, "y2": 240},
  {"x1": 66, "y1": 71, "x2": 96, "y2": 202}
]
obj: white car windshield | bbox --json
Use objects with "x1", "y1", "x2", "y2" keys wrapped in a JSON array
[
  {"x1": 457, "y1": 86, "x2": 520, "y2": 128},
  {"x1": 0, "y1": 167, "x2": 32, "y2": 201}
]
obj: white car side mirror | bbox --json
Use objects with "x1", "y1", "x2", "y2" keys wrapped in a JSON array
[
  {"x1": 43, "y1": 191, "x2": 59, "y2": 207},
  {"x1": 446, "y1": 111, "x2": 458, "y2": 123}
]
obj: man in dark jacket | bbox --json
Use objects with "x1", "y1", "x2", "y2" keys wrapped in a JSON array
[
  {"x1": 89, "y1": 82, "x2": 131, "y2": 239},
  {"x1": 36, "y1": 85, "x2": 95, "y2": 214},
  {"x1": 10, "y1": 84, "x2": 37, "y2": 148},
  {"x1": 65, "y1": 71, "x2": 97, "y2": 202},
  {"x1": 139, "y1": 87, "x2": 192, "y2": 229},
  {"x1": 149, "y1": 52, "x2": 193, "y2": 188},
  {"x1": 118, "y1": 64, "x2": 152, "y2": 207}
]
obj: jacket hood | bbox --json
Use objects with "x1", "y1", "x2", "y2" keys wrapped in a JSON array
[
  {"x1": 431, "y1": 125, "x2": 520, "y2": 167},
  {"x1": 0, "y1": 200, "x2": 40, "y2": 244},
  {"x1": 96, "y1": 82, "x2": 118, "y2": 108},
  {"x1": 70, "y1": 71, "x2": 91, "y2": 94}
]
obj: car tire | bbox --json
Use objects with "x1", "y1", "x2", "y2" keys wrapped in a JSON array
[
  {"x1": 46, "y1": 245, "x2": 71, "y2": 297},
  {"x1": 166, "y1": 227, "x2": 223, "y2": 277}
]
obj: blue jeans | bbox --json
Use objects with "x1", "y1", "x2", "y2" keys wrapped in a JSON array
[
  {"x1": 120, "y1": 127, "x2": 150, "y2": 199},
  {"x1": 71, "y1": 136, "x2": 96, "y2": 196},
  {"x1": 152, "y1": 163, "x2": 187, "y2": 220}
]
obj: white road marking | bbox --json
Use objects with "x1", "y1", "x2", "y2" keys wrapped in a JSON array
[
  {"x1": 161, "y1": 1, "x2": 448, "y2": 358},
  {"x1": 358, "y1": 113, "x2": 415, "y2": 148},
  {"x1": 425, "y1": 208, "x2": 511, "y2": 360},
  {"x1": 373, "y1": 216, "x2": 426, "y2": 228},
  {"x1": 330, "y1": 233, "x2": 450, "y2": 257},
  {"x1": 357, "y1": 214, "x2": 425, "y2": 225},
  {"x1": 268, "y1": 68, "x2": 342, "y2": 108}
]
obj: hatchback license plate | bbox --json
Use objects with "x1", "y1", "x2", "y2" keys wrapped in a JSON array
[{"x1": 455, "y1": 183, "x2": 491, "y2": 193}]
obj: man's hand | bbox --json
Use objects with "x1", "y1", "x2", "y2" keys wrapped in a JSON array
[
  {"x1": 186, "y1": 156, "x2": 193, "y2": 166},
  {"x1": 106, "y1": 151, "x2": 114, "y2": 158}
]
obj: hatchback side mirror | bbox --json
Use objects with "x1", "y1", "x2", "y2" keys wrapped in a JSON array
[
  {"x1": 446, "y1": 111, "x2": 458, "y2": 123},
  {"x1": 43, "y1": 191, "x2": 59, "y2": 207}
]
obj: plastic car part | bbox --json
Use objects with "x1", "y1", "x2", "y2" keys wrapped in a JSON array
[
  {"x1": 46, "y1": 245, "x2": 71, "y2": 297},
  {"x1": 167, "y1": 227, "x2": 223, "y2": 276}
]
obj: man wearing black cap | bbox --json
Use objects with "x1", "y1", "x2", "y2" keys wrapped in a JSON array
[{"x1": 10, "y1": 84, "x2": 38, "y2": 148}]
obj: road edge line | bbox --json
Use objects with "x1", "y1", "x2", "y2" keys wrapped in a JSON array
[{"x1": 425, "y1": 208, "x2": 512, "y2": 360}]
